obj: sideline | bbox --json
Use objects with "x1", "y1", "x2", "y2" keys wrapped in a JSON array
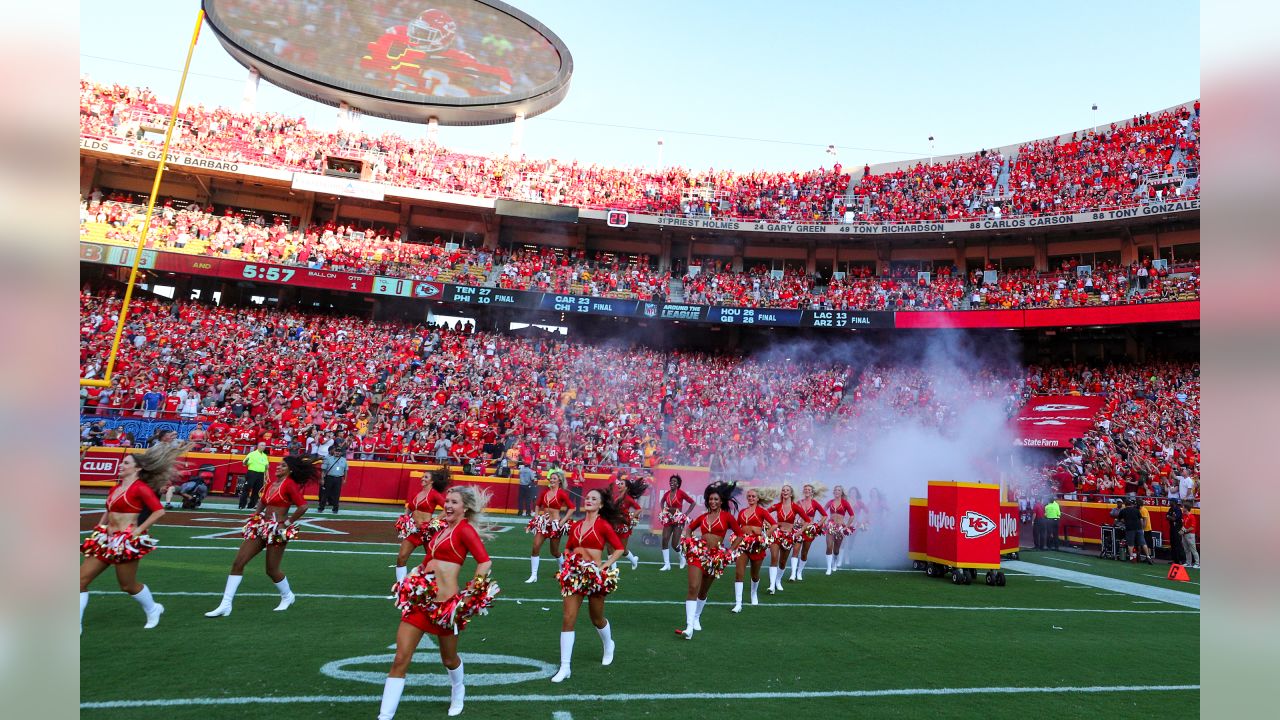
[
  {"x1": 1002, "y1": 560, "x2": 1199, "y2": 609},
  {"x1": 80, "y1": 683, "x2": 1201, "y2": 710},
  {"x1": 87, "y1": 590, "x2": 1197, "y2": 615}
]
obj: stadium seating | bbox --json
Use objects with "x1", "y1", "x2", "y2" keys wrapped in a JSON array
[
  {"x1": 79, "y1": 79, "x2": 1199, "y2": 225},
  {"x1": 79, "y1": 291, "x2": 1198, "y2": 498}
]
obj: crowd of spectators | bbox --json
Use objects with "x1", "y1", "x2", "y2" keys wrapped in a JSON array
[
  {"x1": 79, "y1": 78, "x2": 1199, "y2": 225},
  {"x1": 1015, "y1": 363, "x2": 1200, "y2": 503},
  {"x1": 969, "y1": 259, "x2": 1200, "y2": 309},
  {"x1": 495, "y1": 248, "x2": 668, "y2": 299},
  {"x1": 79, "y1": 289, "x2": 1199, "y2": 501}
]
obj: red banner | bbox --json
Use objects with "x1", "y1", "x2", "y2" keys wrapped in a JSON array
[
  {"x1": 894, "y1": 301, "x2": 1200, "y2": 329},
  {"x1": 1012, "y1": 395, "x2": 1105, "y2": 448}
]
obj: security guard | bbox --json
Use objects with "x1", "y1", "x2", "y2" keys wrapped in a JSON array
[{"x1": 1043, "y1": 497, "x2": 1062, "y2": 550}]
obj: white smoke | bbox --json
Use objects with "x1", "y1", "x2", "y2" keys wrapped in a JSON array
[{"x1": 749, "y1": 331, "x2": 1022, "y2": 569}]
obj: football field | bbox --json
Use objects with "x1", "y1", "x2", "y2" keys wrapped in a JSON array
[{"x1": 78, "y1": 499, "x2": 1200, "y2": 719}]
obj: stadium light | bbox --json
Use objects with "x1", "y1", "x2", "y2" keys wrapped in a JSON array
[
  {"x1": 1092, "y1": 104, "x2": 1098, "y2": 133},
  {"x1": 928, "y1": 135, "x2": 935, "y2": 165}
]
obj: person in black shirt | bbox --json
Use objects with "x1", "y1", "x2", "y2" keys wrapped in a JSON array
[
  {"x1": 1111, "y1": 497, "x2": 1148, "y2": 563},
  {"x1": 1165, "y1": 501, "x2": 1185, "y2": 565}
]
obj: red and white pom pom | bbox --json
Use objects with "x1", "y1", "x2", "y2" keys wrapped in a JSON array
[
  {"x1": 80, "y1": 524, "x2": 158, "y2": 563},
  {"x1": 658, "y1": 507, "x2": 690, "y2": 527},
  {"x1": 801, "y1": 523, "x2": 825, "y2": 542},
  {"x1": 429, "y1": 575, "x2": 501, "y2": 633},
  {"x1": 556, "y1": 552, "x2": 620, "y2": 597},
  {"x1": 395, "y1": 513, "x2": 418, "y2": 540},
  {"x1": 738, "y1": 534, "x2": 769, "y2": 557},
  {"x1": 392, "y1": 570, "x2": 440, "y2": 614}
]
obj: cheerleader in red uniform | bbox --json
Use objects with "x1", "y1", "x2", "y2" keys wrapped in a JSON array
[
  {"x1": 823, "y1": 485, "x2": 856, "y2": 575},
  {"x1": 791, "y1": 483, "x2": 828, "y2": 581},
  {"x1": 657, "y1": 474, "x2": 695, "y2": 571},
  {"x1": 550, "y1": 488, "x2": 626, "y2": 683},
  {"x1": 394, "y1": 468, "x2": 450, "y2": 585},
  {"x1": 611, "y1": 477, "x2": 648, "y2": 570},
  {"x1": 767, "y1": 484, "x2": 811, "y2": 594},
  {"x1": 525, "y1": 471, "x2": 574, "y2": 584},
  {"x1": 79, "y1": 442, "x2": 187, "y2": 633},
  {"x1": 204, "y1": 454, "x2": 322, "y2": 617},
  {"x1": 379, "y1": 485, "x2": 496, "y2": 718},
  {"x1": 731, "y1": 488, "x2": 774, "y2": 613},
  {"x1": 676, "y1": 481, "x2": 742, "y2": 639}
]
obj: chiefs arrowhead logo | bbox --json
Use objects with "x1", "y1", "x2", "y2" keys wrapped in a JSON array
[
  {"x1": 959, "y1": 510, "x2": 996, "y2": 539},
  {"x1": 1033, "y1": 403, "x2": 1087, "y2": 412}
]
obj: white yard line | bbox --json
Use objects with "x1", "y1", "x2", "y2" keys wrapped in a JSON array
[
  {"x1": 86, "y1": 589, "x2": 1196, "y2": 615},
  {"x1": 80, "y1": 684, "x2": 1201, "y2": 710},
  {"x1": 1003, "y1": 560, "x2": 1199, "y2": 609}
]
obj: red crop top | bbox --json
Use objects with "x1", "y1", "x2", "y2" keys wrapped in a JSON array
[
  {"x1": 798, "y1": 498, "x2": 827, "y2": 519},
  {"x1": 737, "y1": 505, "x2": 774, "y2": 529},
  {"x1": 617, "y1": 493, "x2": 642, "y2": 513},
  {"x1": 262, "y1": 477, "x2": 307, "y2": 510},
  {"x1": 106, "y1": 481, "x2": 162, "y2": 514},
  {"x1": 408, "y1": 488, "x2": 446, "y2": 513},
  {"x1": 566, "y1": 517, "x2": 624, "y2": 552},
  {"x1": 536, "y1": 488, "x2": 573, "y2": 512},
  {"x1": 691, "y1": 510, "x2": 740, "y2": 537},
  {"x1": 770, "y1": 502, "x2": 811, "y2": 524},
  {"x1": 662, "y1": 489, "x2": 694, "y2": 508},
  {"x1": 826, "y1": 498, "x2": 854, "y2": 516},
  {"x1": 426, "y1": 520, "x2": 490, "y2": 565}
]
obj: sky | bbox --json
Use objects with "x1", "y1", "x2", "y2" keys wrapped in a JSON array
[{"x1": 79, "y1": 0, "x2": 1201, "y2": 172}]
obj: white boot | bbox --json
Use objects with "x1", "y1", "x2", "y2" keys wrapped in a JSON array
[
  {"x1": 660, "y1": 548, "x2": 671, "y2": 570},
  {"x1": 80, "y1": 591, "x2": 88, "y2": 635},
  {"x1": 731, "y1": 582, "x2": 743, "y2": 613},
  {"x1": 768, "y1": 566, "x2": 778, "y2": 594},
  {"x1": 526, "y1": 556, "x2": 538, "y2": 584},
  {"x1": 750, "y1": 580, "x2": 760, "y2": 605},
  {"x1": 377, "y1": 676, "x2": 405, "y2": 720},
  {"x1": 628, "y1": 551, "x2": 639, "y2": 570},
  {"x1": 447, "y1": 662, "x2": 465, "y2": 716},
  {"x1": 679, "y1": 552, "x2": 686, "y2": 569},
  {"x1": 826, "y1": 554, "x2": 834, "y2": 575},
  {"x1": 205, "y1": 574, "x2": 241, "y2": 617},
  {"x1": 597, "y1": 621, "x2": 615, "y2": 665},
  {"x1": 679, "y1": 599, "x2": 696, "y2": 639},
  {"x1": 789, "y1": 556, "x2": 799, "y2": 580},
  {"x1": 693, "y1": 599, "x2": 705, "y2": 631},
  {"x1": 557, "y1": 555, "x2": 565, "y2": 573},
  {"x1": 273, "y1": 577, "x2": 295, "y2": 611},
  {"x1": 395, "y1": 565, "x2": 407, "y2": 583},
  {"x1": 552, "y1": 631, "x2": 574, "y2": 682},
  {"x1": 131, "y1": 584, "x2": 164, "y2": 629},
  {"x1": 797, "y1": 557, "x2": 806, "y2": 581}
]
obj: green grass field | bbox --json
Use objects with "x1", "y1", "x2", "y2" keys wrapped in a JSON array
[{"x1": 79, "y1": 501, "x2": 1199, "y2": 719}]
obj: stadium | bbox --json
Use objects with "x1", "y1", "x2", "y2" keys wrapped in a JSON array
[{"x1": 78, "y1": 2, "x2": 1199, "y2": 718}]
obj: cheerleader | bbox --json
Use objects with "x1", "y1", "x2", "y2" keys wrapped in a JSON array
[
  {"x1": 525, "y1": 471, "x2": 574, "y2": 584},
  {"x1": 550, "y1": 488, "x2": 626, "y2": 683},
  {"x1": 611, "y1": 477, "x2": 648, "y2": 570},
  {"x1": 731, "y1": 488, "x2": 774, "y2": 613},
  {"x1": 767, "y1": 484, "x2": 811, "y2": 594},
  {"x1": 394, "y1": 468, "x2": 450, "y2": 584},
  {"x1": 79, "y1": 442, "x2": 187, "y2": 632},
  {"x1": 657, "y1": 474, "x2": 695, "y2": 571},
  {"x1": 823, "y1": 485, "x2": 856, "y2": 575},
  {"x1": 204, "y1": 454, "x2": 322, "y2": 617},
  {"x1": 378, "y1": 486, "x2": 496, "y2": 718},
  {"x1": 676, "y1": 481, "x2": 741, "y2": 639},
  {"x1": 791, "y1": 483, "x2": 828, "y2": 581}
]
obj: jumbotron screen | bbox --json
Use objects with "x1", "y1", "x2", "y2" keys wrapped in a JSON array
[{"x1": 203, "y1": 0, "x2": 571, "y2": 124}]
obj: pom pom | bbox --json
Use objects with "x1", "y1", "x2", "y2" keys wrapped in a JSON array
[
  {"x1": 399, "y1": 514, "x2": 445, "y2": 541},
  {"x1": 392, "y1": 570, "x2": 440, "y2": 614},
  {"x1": 801, "y1": 523, "x2": 825, "y2": 541},
  {"x1": 80, "y1": 524, "x2": 158, "y2": 563},
  {"x1": 679, "y1": 536, "x2": 736, "y2": 578},
  {"x1": 395, "y1": 513, "x2": 418, "y2": 540},
  {"x1": 526, "y1": 515, "x2": 568, "y2": 538},
  {"x1": 769, "y1": 525, "x2": 804, "y2": 550},
  {"x1": 242, "y1": 514, "x2": 298, "y2": 546},
  {"x1": 556, "y1": 552, "x2": 619, "y2": 597},
  {"x1": 737, "y1": 533, "x2": 770, "y2": 557},
  {"x1": 658, "y1": 507, "x2": 689, "y2": 527},
  {"x1": 825, "y1": 521, "x2": 854, "y2": 537},
  {"x1": 429, "y1": 575, "x2": 501, "y2": 633}
]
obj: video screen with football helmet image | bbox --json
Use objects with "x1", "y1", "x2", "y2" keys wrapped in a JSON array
[{"x1": 205, "y1": 0, "x2": 565, "y2": 103}]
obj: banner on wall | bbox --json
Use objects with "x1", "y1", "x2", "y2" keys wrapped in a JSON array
[{"x1": 1012, "y1": 395, "x2": 1105, "y2": 448}]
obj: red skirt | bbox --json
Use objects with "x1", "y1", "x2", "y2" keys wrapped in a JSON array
[
  {"x1": 405, "y1": 532, "x2": 426, "y2": 548},
  {"x1": 403, "y1": 605, "x2": 453, "y2": 636}
]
